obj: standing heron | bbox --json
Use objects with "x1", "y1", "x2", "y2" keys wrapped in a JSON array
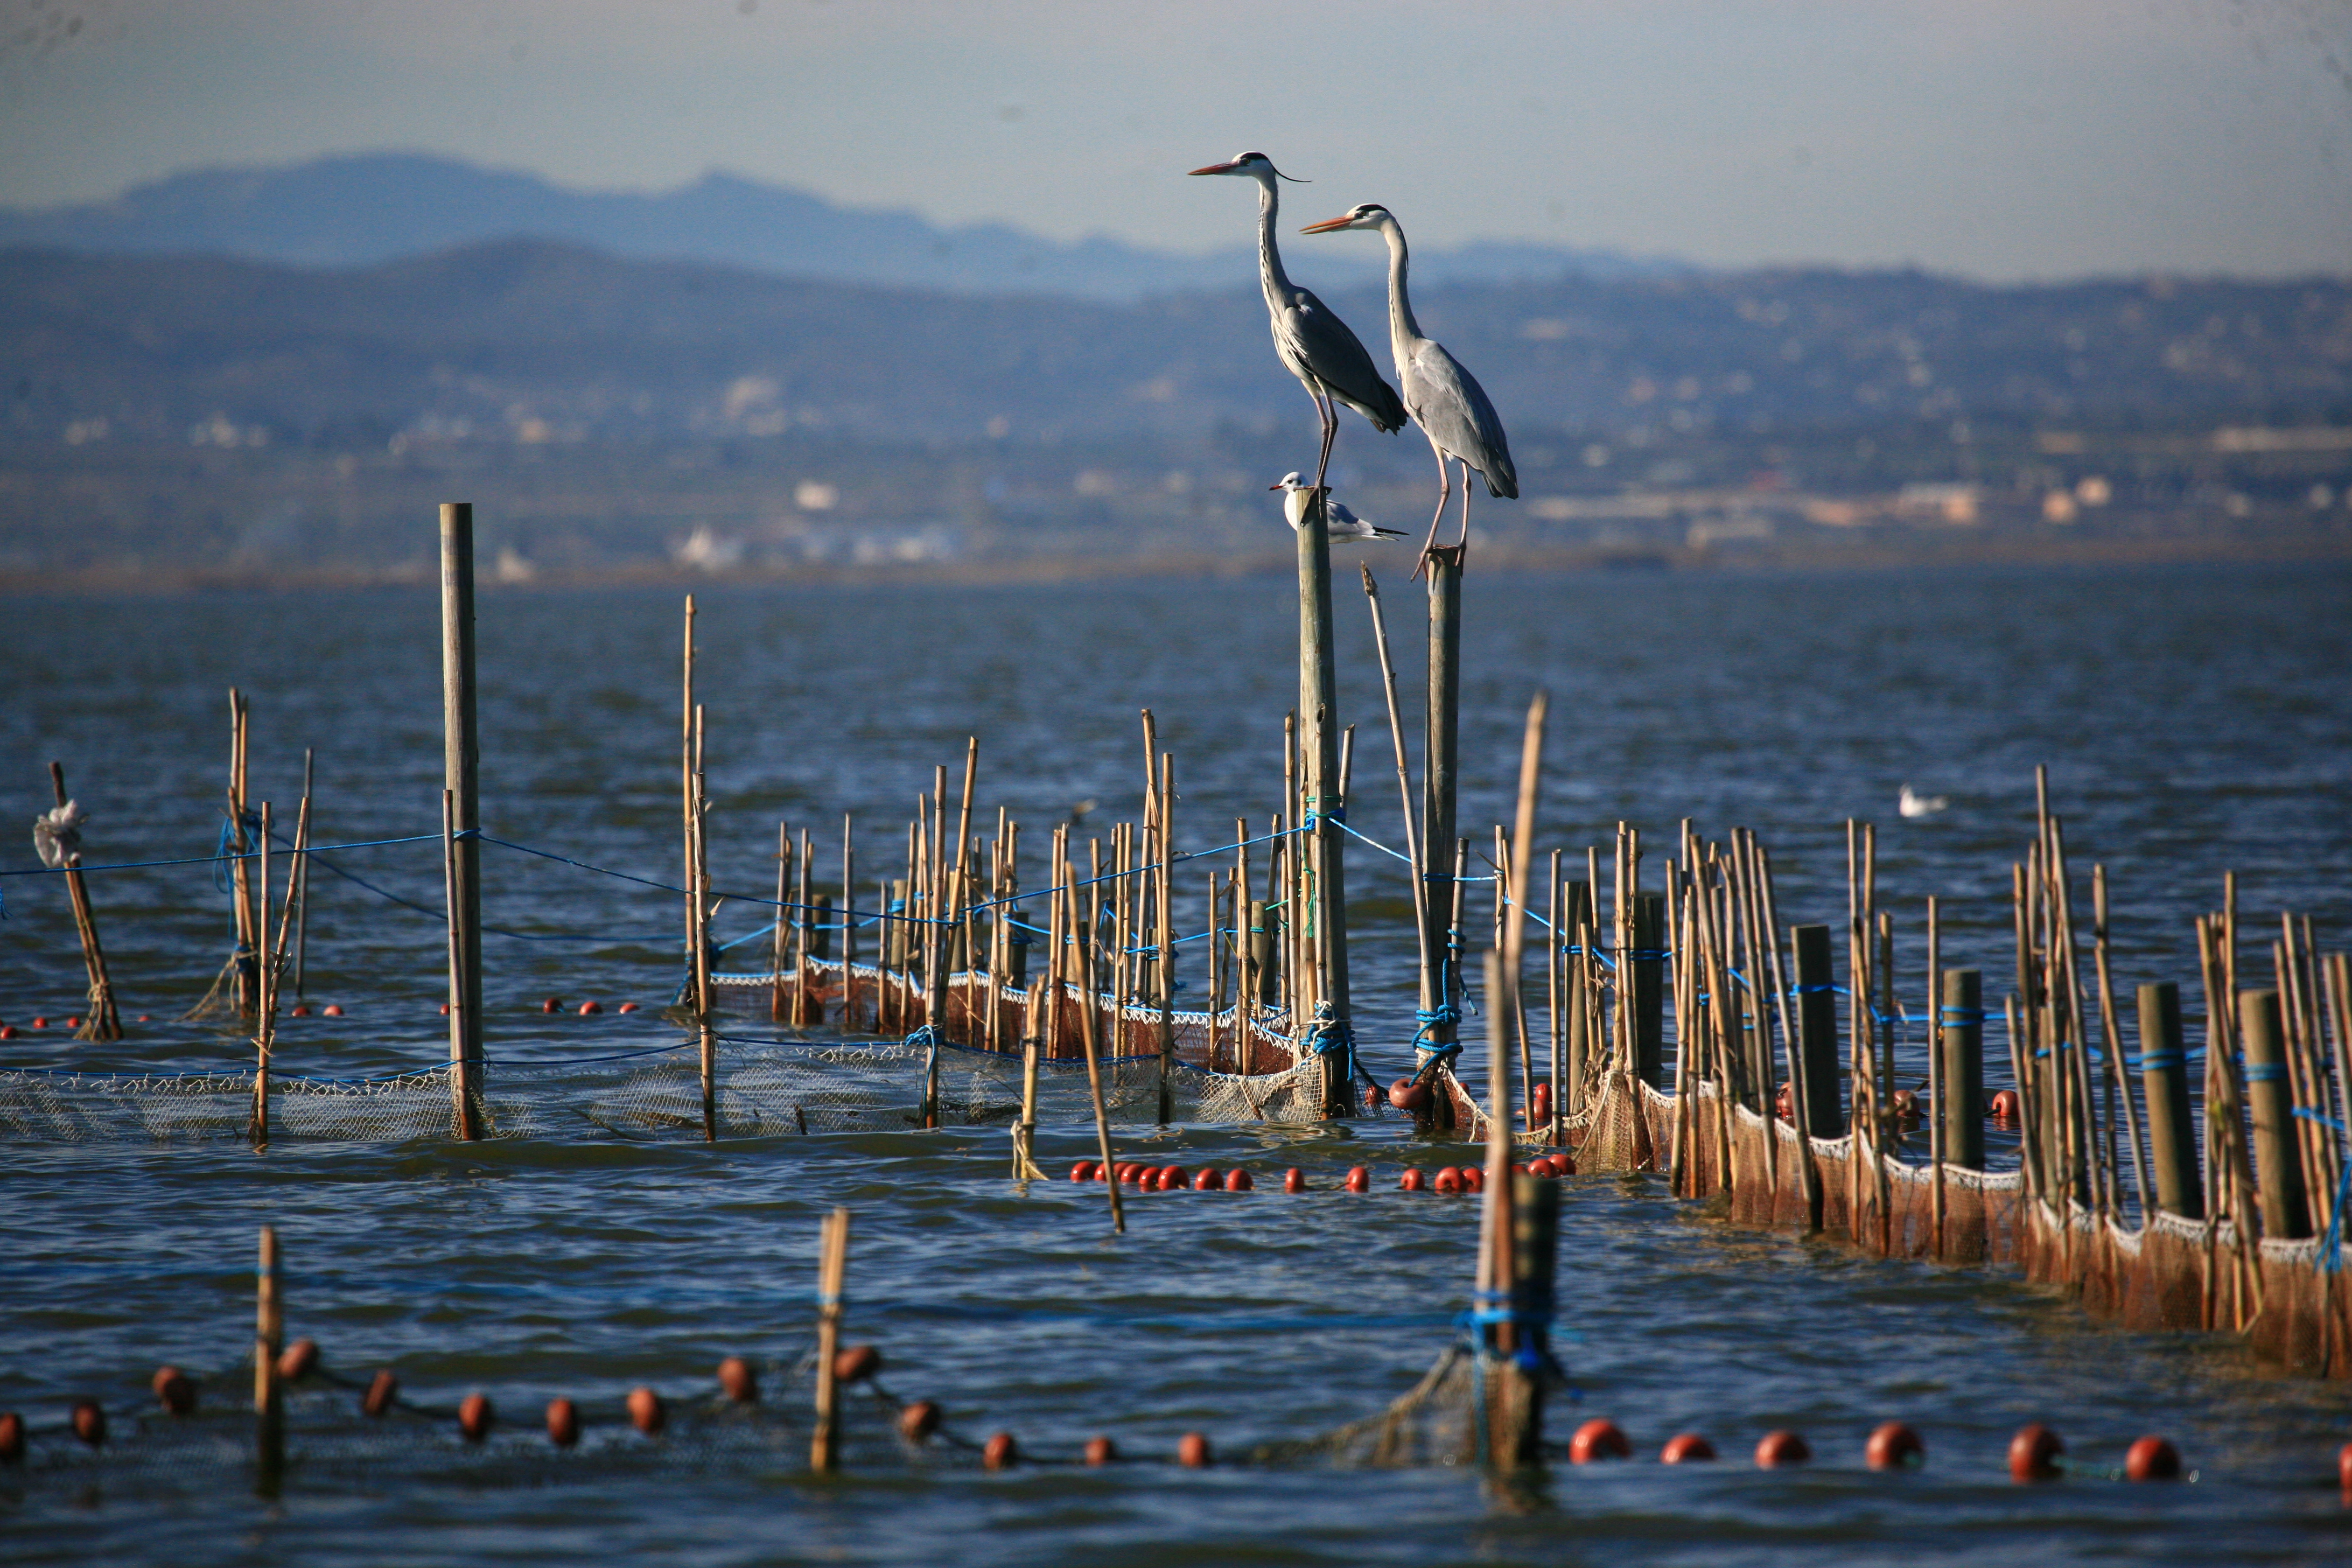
[
  {"x1": 1188, "y1": 153, "x2": 1406, "y2": 492},
  {"x1": 1301, "y1": 204, "x2": 1516, "y2": 566}
]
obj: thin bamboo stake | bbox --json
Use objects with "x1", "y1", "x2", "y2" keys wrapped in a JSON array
[
  {"x1": 250, "y1": 802, "x2": 274, "y2": 1148},
  {"x1": 254, "y1": 1225, "x2": 283, "y2": 1497},
  {"x1": 693, "y1": 707, "x2": 716, "y2": 1142},
  {"x1": 1360, "y1": 565, "x2": 1438, "y2": 1072},
  {"x1": 1069, "y1": 877, "x2": 1124, "y2": 1234},
  {"x1": 2092, "y1": 866, "x2": 2152, "y2": 1223},
  {"x1": 809, "y1": 1208, "x2": 849, "y2": 1473},
  {"x1": 47, "y1": 762, "x2": 123, "y2": 1041},
  {"x1": 292, "y1": 748, "x2": 313, "y2": 1003},
  {"x1": 1927, "y1": 896, "x2": 1945, "y2": 1257},
  {"x1": 772, "y1": 822, "x2": 792, "y2": 1024}
]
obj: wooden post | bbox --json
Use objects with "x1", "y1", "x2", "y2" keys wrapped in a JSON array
[
  {"x1": 1940, "y1": 968, "x2": 1985, "y2": 1169},
  {"x1": 838, "y1": 816, "x2": 856, "y2": 1027},
  {"x1": 46, "y1": 762, "x2": 123, "y2": 1041},
  {"x1": 772, "y1": 823, "x2": 792, "y2": 1023},
  {"x1": 1296, "y1": 494, "x2": 1352, "y2": 1114},
  {"x1": 227, "y1": 689, "x2": 259, "y2": 1018},
  {"x1": 440, "y1": 503, "x2": 485, "y2": 1139},
  {"x1": 692, "y1": 706, "x2": 716, "y2": 1142},
  {"x1": 1632, "y1": 891, "x2": 1665, "y2": 1086},
  {"x1": 1790, "y1": 924, "x2": 1841, "y2": 1138},
  {"x1": 1013, "y1": 974, "x2": 1046, "y2": 1179},
  {"x1": 1155, "y1": 751, "x2": 1177, "y2": 1123},
  {"x1": 250, "y1": 802, "x2": 274, "y2": 1148},
  {"x1": 1069, "y1": 880, "x2": 1124, "y2": 1234},
  {"x1": 2241, "y1": 988, "x2": 2312, "y2": 1240},
  {"x1": 809, "y1": 1208, "x2": 849, "y2": 1473},
  {"x1": 254, "y1": 1225, "x2": 284, "y2": 1497},
  {"x1": 2138, "y1": 981, "x2": 2202, "y2": 1219},
  {"x1": 1422, "y1": 545, "x2": 1464, "y2": 1077},
  {"x1": 291, "y1": 748, "x2": 313, "y2": 1003}
]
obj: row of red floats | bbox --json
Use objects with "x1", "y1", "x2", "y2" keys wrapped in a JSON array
[
  {"x1": 1569, "y1": 1417, "x2": 2194, "y2": 1482},
  {"x1": 0, "y1": 997, "x2": 654, "y2": 1035},
  {"x1": 1066, "y1": 1156, "x2": 1578, "y2": 1195}
]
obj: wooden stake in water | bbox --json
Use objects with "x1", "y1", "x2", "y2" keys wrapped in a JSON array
[
  {"x1": 440, "y1": 503, "x2": 485, "y2": 1137},
  {"x1": 1013, "y1": 974, "x2": 1046, "y2": 1179},
  {"x1": 692, "y1": 705, "x2": 716, "y2": 1143},
  {"x1": 250, "y1": 802, "x2": 274, "y2": 1149},
  {"x1": 772, "y1": 823, "x2": 793, "y2": 1024},
  {"x1": 254, "y1": 1225, "x2": 284, "y2": 1497},
  {"x1": 809, "y1": 1208, "x2": 850, "y2": 1473},
  {"x1": 1068, "y1": 879, "x2": 1124, "y2": 1234},
  {"x1": 292, "y1": 748, "x2": 313, "y2": 1003},
  {"x1": 46, "y1": 762, "x2": 123, "y2": 1041},
  {"x1": 1297, "y1": 486, "x2": 1353, "y2": 1115}
]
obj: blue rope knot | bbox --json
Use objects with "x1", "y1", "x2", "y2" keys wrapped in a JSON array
[
  {"x1": 2243, "y1": 1061, "x2": 2291, "y2": 1084},
  {"x1": 905, "y1": 1024, "x2": 945, "y2": 1051}
]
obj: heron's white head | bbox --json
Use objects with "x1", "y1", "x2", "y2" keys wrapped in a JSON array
[
  {"x1": 1187, "y1": 150, "x2": 1300, "y2": 181},
  {"x1": 1268, "y1": 471, "x2": 1307, "y2": 492},
  {"x1": 1300, "y1": 203, "x2": 1392, "y2": 236}
]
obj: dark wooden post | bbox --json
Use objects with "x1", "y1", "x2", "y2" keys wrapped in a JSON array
[
  {"x1": 1940, "y1": 968, "x2": 1985, "y2": 1170},
  {"x1": 2137, "y1": 981, "x2": 2202, "y2": 1219},
  {"x1": 1420, "y1": 545, "x2": 1464, "y2": 1076},
  {"x1": 2241, "y1": 988, "x2": 2311, "y2": 1239},
  {"x1": 439, "y1": 503, "x2": 485, "y2": 1140},
  {"x1": 1632, "y1": 890, "x2": 1666, "y2": 1086},
  {"x1": 1298, "y1": 488, "x2": 1352, "y2": 1115},
  {"x1": 1791, "y1": 923, "x2": 1842, "y2": 1138},
  {"x1": 254, "y1": 1226, "x2": 284, "y2": 1497}
]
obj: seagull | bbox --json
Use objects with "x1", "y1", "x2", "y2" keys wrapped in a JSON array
[
  {"x1": 1270, "y1": 473, "x2": 1406, "y2": 542},
  {"x1": 32, "y1": 800, "x2": 87, "y2": 868},
  {"x1": 1898, "y1": 785, "x2": 1950, "y2": 819}
]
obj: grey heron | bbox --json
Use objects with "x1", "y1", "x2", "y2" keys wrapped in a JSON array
[
  {"x1": 1270, "y1": 472, "x2": 1406, "y2": 542},
  {"x1": 1187, "y1": 152, "x2": 1406, "y2": 493},
  {"x1": 1300, "y1": 203, "x2": 1517, "y2": 567}
]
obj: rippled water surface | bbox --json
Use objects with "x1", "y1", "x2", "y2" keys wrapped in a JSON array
[{"x1": 5, "y1": 561, "x2": 2352, "y2": 1565}]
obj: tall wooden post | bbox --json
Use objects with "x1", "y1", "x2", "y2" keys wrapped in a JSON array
[
  {"x1": 1940, "y1": 969, "x2": 1986, "y2": 1169},
  {"x1": 291, "y1": 748, "x2": 314, "y2": 1002},
  {"x1": 46, "y1": 762, "x2": 123, "y2": 1041},
  {"x1": 1632, "y1": 890, "x2": 1666, "y2": 1086},
  {"x1": 440, "y1": 503, "x2": 485, "y2": 1139},
  {"x1": 1420, "y1": 545, "x2": 1464, "y2": 1075},
  {"x1": 809, "y1": 1208, "x2": 849, "y2": 1473},
  {"x1": 254, "y1": 1226, "x2": 284, "y2": 1497},
  {"x1": 1298, "y1": 488, "x2": 1352, "y2": 1114},
  {"x1": 2138, "y1": 981, "x2": 2202, "y2": 1218},
  {"x1": 1790, "y1": 924, "x2": 1842, "y2": 1138},
  {"x1": 2242, "y1": 988, "x2": 2311, "y2": 1240}
]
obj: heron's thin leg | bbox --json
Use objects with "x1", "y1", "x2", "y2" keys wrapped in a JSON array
[
  {"x1": 1311, "y1": 389, "x2": 1339, "y2": 493},
  {"x1": 1412, "y1": 438, "x2": 1452, "y2": 579},
  {"x1": 1455, "y1": 458, "x2": 1474, "y2": 549}
]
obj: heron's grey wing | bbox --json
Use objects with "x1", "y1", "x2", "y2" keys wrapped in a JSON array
[
  {"x1": 1404, "y1": 338, "x2": 1517, "y2": 498},
  {"x1": 1280, "y1": 286, "x2": 1408, "y2": 433}
]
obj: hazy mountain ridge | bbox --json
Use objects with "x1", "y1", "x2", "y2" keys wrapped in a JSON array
[{"x1": 0, "y1": 153, "x2": 1672, "y2": 302}]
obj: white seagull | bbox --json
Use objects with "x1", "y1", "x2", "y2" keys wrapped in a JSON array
[
  {"x1": 1271, "y1": 473, "x2": 1406, "y2": 542},
  {"x1": 1898, "y1": 784, "x2": 1950, "y2": 819}
]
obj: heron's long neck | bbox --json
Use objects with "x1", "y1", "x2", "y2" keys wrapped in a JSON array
[
  {"x1": 1254, "y1": 176, "x2": 1293, "y2": 306},
  {"x1": 1380, "y1": 221, "x2": 1424, "y2": 355}
]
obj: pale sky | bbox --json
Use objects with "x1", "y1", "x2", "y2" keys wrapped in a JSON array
[{"x1": 1, "y1": 0, "x2": 2348, "y2": 279}]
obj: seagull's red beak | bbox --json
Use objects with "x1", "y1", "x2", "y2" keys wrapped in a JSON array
[
  {"x1": 1187, "y1": 160, "x2": 1242, "y2": 176},
  {"x1": 1298, "y1": 215, "x2": 1355, "y2": 234}
]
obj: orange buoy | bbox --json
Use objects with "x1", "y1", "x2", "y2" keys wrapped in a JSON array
[
  {"x1": 136, "y1": 1014, "x2": 151, "y2": 1023},
  {"x1": 1193, "y1": 1167, "x2": 1219, "y2": 1191},
  {"x1": 276, "y1": 1338, "x2": 319, "y2": 1382},
  {"x1": 1775, "y1": 1082, "x2": 1794, "y2": 1122},
  {"x1": 1157, "y1": 1166, "x2": 1188, "y2": 1192},
  {"x1": 0, "y1": 1411, "x2": 22, "y2": 1464},
  {"x1": 627, "y1": 1387, "x2": 666, "y2": 1436},
  {"x1": 31, "y1": 1017, "x2": 48, "y2": 1028},
  {"x1": 363, "y1": 1369, "x2": 399, "y2": 1417},
  {"x1": 152, "y1": 1366, "x2": 196, "y2": 1415},
  {"x1": 1755, "y1": 1430, "x2": 1811, "y2": 1468},
  {"x1": 1362, "y1": 1083, "x2": 1385, "y2": 1112},
  {"x1": 1891, "y1": 1088, "x2": 1920, "y2": 1121},
  {"x1": 1388, "y1": 1077, "x2": 1429, "y2": 1111},
  {"x1": 289, "y1": 1004, "x2": 310, "y2": 1018},
  {"x1": 1224, "y1": 1168, "x2": 1252, "y2": 1192},
  {"x1": 437, "y1": 1002, "x2": 450, "y2": 1016},
  {"x1": 1345, "y1": 1166, "x2": 1370, "y2": 1192},
  {"x1": 899, "y1": 1400, "x2": 943, "y2": 1443},
  {"x1": 1990, "y1": 1088, "x2": 2021, "y2": 1120},
  {"x1": 65, "y1": 1015, "x2": 81, "y2": 1028},
  {"x1": 72, "y1": 1399, "x2": 105, "y2": 1447},
  {"x1": 2124, "y1": 1435, "x2": 2180, "y2": 1481},
  {"x1": 717, "y1": 1356, "x2": 758, "y2": 1403},
  {"x1": 1660, "y1": 1432, "x2": 1716, "y2": 1464},
  {"x1": 1555, "y1": 1152, "x2": 1579, "y2": 1176},
  {"x1": 2008, "y1": 1423, "x2": 2063, "y2": 1482},
  {"x1": 2337, "y1": 1440, "x2": 2352, "y2": 1493},
  {"x1": 458, "y1": 1392, "x2": 494, "y2": 1443},
  {"x1": 1461, "y1": 1166, "x2": 1484, "y2": 1192},
  {"x1": 1530, "y1": 1082, "x2": 1552, "y2": 1125},
  {"x1": 834, "y1": 1345, "x2": 882, "y2": 1384},
  {"x1": 1084, "y1": 1435, "x2": 1118, "y2": 1465},
  {"x1": 1526, "y1": 1156, "x2": 1557, "y2": 1179},
  {"x1": 1433, "y1": 1167, "x2": 1462, "y2": 1194},
  {"x1": 617, "y1": 1002, "x2": 640, "y2": 1014},
  {"x1": 322, "y1": 1003, "x2": 344, "y2": 1017},
  {"x1": 579, "y1": 1000, "x2": 603, "y2": 1016},
  {"x1": 1115, "y1": 1163, "x2": 1140, "y2": 1184},
  {"x1": 1398, "y1": 1168, "x2": 1427, "y2": 1192},
  {"x1": 1866, "y1": 1420, "x2": 1924, "y2": 1471},
  {"x1": 545, "y1": 1397, "x2": 581, "y2": 1447},
  {"x1": 1569, "y1": 1418, "x2": 1630, "y2": 1463},
  {"x1": 541, "y1": 997, "x2": 562, "y2": 1013},
  {"x1": 1177, "y1": 1432, "x2": 1213, "y2": 1467},
  {"x1": 1283, "y1": 1168, "x2": 1306, "y2": 1193},
  {"x1": 0, "y1": 1025, "x2": 13, "y2": 1040},
  {"x1": 1070, "y1": 1160, "x2": 1097, "y2": 1182},
  {"x1": 983, "y1": 1431, "x2": 1019, "y2": 1470}
]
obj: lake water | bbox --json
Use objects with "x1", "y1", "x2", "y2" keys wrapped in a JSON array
[{"x1": 5, "y1": 559, "x2": 2352, "y2": 1564}]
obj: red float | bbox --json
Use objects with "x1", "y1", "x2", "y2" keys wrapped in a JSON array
[
  {"x1": 0, "y1": 1411, "x2": 22, "y2": 1464},
  {"x1": 289, "y1": 1004, "x2": 310, "y2": 1018},
  {"x1": 899, "y1": 1401, "x2": 943, "y2": 1442},
  {"x1": 1388, "y1": 1077, "x2": 1429, "y2": 1111},
  {"x1": 152, "y1": 1366, "x2": 195, "y2": 1415},
  {"x1": 618, "y1": 1002, "x2": 640, "y2": 1013},
  {"x1": 545, "y1": 1397, "x2": 581, "y2": 1447},
  {"x1": 1156, "y1": 1166, "x2": 1188, "y2": 1192},
  {"x1": 1433, "y1": 1167, "x2": 1462, "y2": 1193},
  {"x1": 0, "y1": 1026, "x2": 13, "y2": 1040},
  {"x1": 2337, "y1": 1440, "x2": 2352, "y2": 1493},
  {"x1": 459, "y1": 1392, "x2": 495, "y2": 1443},
  {"x1": 579, "y1": 1000, "x2": 603, "y2": 1016},
  {"x1": 1775, "y1": 1082, "x2": 1794, "y2": 1122},
  {"x1": 1283, "y1": 1168, "x2": 1306, "y2": 1193},
  {"x1": 2124, "y1": 1435, "x2": 2180, "y2": 1481},
  {"x1": 1084, "y1": 1435, "x2": 1118, "y2": 1465},
  {"x1": 1344, "y1": 1166, "x2": 1370, "y2": 1192},
  {"x1": 2008, "y1": 1423, "x2": 2063, "y2": 1481},
  {"x1": 1990, "y1": 1089, "x2": 2021, "y2": 1121},
  {"x1": 1193, "y1": 1167, "x2": 1220, "y2": 1191},
  {"x1": 1660, "y1": 1432, "x2": 1716, "y2": 1464},
  {"x1": 1398, "y1": 1168, "x2": 1427, "y2": 1192},
  {"x1": 363, "y1": 1369, "x2": 399, "y2": 1417},
  {"x1": 1177, "y1": 1431, "x2": 1213, "y2": 1467},
  {"x1": 1569, "y1": 1418, "x2": 1630, "y2": 1462},
  {"x1": 1865, "y1": 1420, "x2": 1924, "y2": 1471},
  {"x1": 983, "y1": 1431, "x2": 1019, "y2": 1470},
  {"x1": 1461, "y1": 1166, "x2": 1484, "y2": 1192},
  {"x1": 628, "y1": 1387, "x2": 666, "y2": 1436},
  {"x1": 321, "y1": 1004, "x2": 343, "y2": 1017},
  {"x1": 276, "y1": 1338, "x2": 319, "y2": 1382},
  {"x1": 72, "y1": 1400, "x2": 106, "y2": 1447},
  {"x1": 1755, "y1": 1430, "x2": 1811, "y2": 1468},
  {"x1": 834, "y1": 1345, "x2": 882, "y2": 1383},
  {"x1": 1070, "y1": 1160, "x2": 1097, "y2": 1182},
  {"x1": 32, "y1": 1017, "x2": 48, "y2": 1028},
  {"x1": 1224, "y1": 1168, "x2": 1253, "y2": 1192},
  {"x1": 717, "y1": 1356, "x2": 758, "y2": 1403}
]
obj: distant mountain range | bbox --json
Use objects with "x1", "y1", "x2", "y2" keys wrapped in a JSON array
[{"x1": 0, "y1": 153, "x2": 1676, "y2": 302}]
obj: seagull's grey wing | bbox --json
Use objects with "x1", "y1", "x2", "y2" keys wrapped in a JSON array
[
  {"x1": 1405, "y1": 338, "x2": 1517, "y2": 499},
  {"x1": 1279, "y1": 286, "x2": 1408, "y2": 433}
]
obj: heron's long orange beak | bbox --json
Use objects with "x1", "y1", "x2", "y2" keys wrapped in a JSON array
[
  {"x1": 1187, "y1": 160, "x2": 1241, "y2": 176},
  {"x1": 1298, "y1": 215, "x2": 1355, "y2": 234}
]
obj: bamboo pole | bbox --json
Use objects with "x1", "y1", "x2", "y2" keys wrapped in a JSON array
[
  {"x1": 254, "y1": 1226, "x2": 283, "y2": 1497},
  {"x1": 840, "y1": 815, "x2": 857, "y2": 1031},
  {"x1": 1069, "y1": 877, "x2": 1123, "y2": 1234},
  {"x1": 681, "y1": 596, "x2": 697, "y2": 991},
  {"x1": 1156, "y1": 752, "x2": 1177, "y2": 1123},
  {"x1": 291, "y1": 748, "x2": 313, "y2": 1002},
  {"x1": 250, "y1": 803, "x2": 274, "y2": 1148},
  {"x1": 442, "y1": 505, "x2": 485, "y2": 1136},
  {"x1": 692, "y1": 709, "x2": 717, "y2": 1142},
  {"x1": 2093, "y1": 866, "x2": 2153, "y2": 1222},
  {"x1": 771, "y1": 823, "x2": 792, "y2": 1023},
  {"x1": 795, "y1": 828, "x2": 814, "y2": 1025},
  {"x1": 1360, "y1": 566, "x2": 1438, "y2": 1077},
  {"x1": 228, "y1": 689, "x2": 257, "y2": 1017},
  {"x1": 46, "y1": 762, "x2": 123, "y2": 1041},
  {"x1": 1927, "y1": 897, "x2": 1945, "y2": 1255},
  {"x1": 809, "y1": 1208, "x2": 850, "y2": 1473},
  {"x1": 1298, "y1": 486, "x2": 1352, "y2": 1117}
]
